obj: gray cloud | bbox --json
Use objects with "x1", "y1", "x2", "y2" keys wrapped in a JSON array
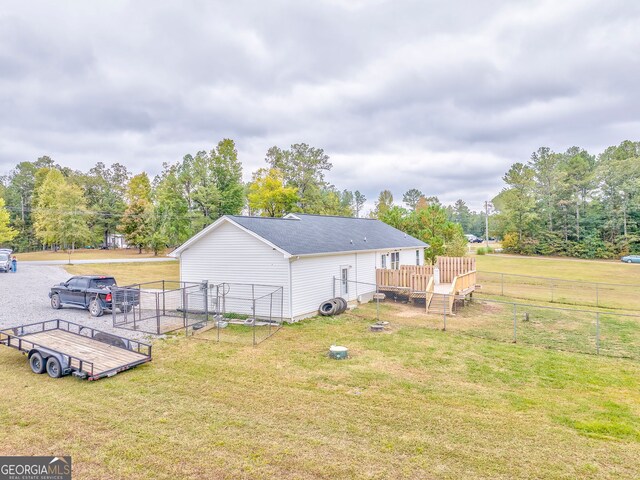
[{"x1": 1, "y1": 0, "x2": 639, "y2": 211}]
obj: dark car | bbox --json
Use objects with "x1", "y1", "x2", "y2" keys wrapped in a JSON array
[
  {"x1": 0, "y1": 253, "x2": 11, "y2": 272},
  {"x1": 49, "y1": 275, "x2": 138, "y2": 317}
]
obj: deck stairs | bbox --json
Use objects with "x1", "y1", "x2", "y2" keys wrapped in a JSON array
[{"x1": 426, "y1": 293, "x2": 453, "y2": 315}]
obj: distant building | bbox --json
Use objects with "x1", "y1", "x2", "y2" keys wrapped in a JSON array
[{"x1": 106, "y1": 233, "x2": 128, "y2": 249}]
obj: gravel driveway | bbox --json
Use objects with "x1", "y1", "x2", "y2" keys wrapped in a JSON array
[{"x1": 0, "y1": 264, "x2": 148, "y2": 339}]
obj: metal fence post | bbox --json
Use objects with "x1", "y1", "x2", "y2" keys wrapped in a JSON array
[
  {"x1": 550, "y1": 282, "x2": 554, "y2": 302},
  {"x1": 512, "y1": 303, "x2": 517, "y2": 343},
  {"x1": 217, "y1": 285, "x2": 221, "y2": 343},
  {"x1": 203, "y1": 280, "x2": 209, "y2": 322},
  {"x1": 162, "y1": 280, "x2": 166, "y2": 315},
  {"x1": 596, "y1": 312, "x2": 600, "y2": 355},
  {"x1": 269, "y1": 293, "x2": 273, "y2": 338},
  {"x1": 596, "y1": 284, "x2": 599, "y2": 308},
  {"x1": 252, "y1": 299, "x2": 256, "y2": 346},
  {"x1": 155, "y1": 292, "x2": 160, "y2": 334}
]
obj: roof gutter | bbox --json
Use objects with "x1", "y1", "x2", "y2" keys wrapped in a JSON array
[{"x1": 289, "y1": 245, "x2": 428, "y2": 259}]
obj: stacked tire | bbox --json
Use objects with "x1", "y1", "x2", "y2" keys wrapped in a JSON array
[{"x1": 318, "y1": 297, "x2": 348, "y2": 316}]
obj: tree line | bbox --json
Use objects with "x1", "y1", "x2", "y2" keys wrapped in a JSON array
[
  {"x1": 0, "y1": 139, "x2": 476, "y2": 260},
  {"x1": 492, "y1": 140, "x2": 640, "y2": 259},
  {"x1": 14, "y1": 136, "x2": 635, "y2": 261}
]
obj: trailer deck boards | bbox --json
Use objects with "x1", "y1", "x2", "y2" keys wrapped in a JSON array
[
  {"x1": 0, "y1": 319, "x2": 152, "y2": 380},
  {"x1": 18, "y1": 330, "x2": 148, "y2": 375}
]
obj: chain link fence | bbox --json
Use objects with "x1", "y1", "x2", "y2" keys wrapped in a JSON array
[
  {"x1": 477, "y1": 271, "x2": 640, "y2": 311},
  {"x1": 111, "y1": 281, "x2": 206, "y2": 335},
  {"x1": 191, "y1": 282, "x2": 284, "y2": 346},
  {"x1": 371, "y1": 295, "x2": 640, "y2": 360}
]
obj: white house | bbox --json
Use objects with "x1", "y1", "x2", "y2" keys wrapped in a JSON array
[{"x1": 170, "y1": 213, "x2": 428, "y2": 321}]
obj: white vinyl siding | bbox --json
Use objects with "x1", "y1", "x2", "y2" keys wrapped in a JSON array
[
  {"x1": 400, "y1": 248, "x2": 420, "y2": 266},
  {"x1": 290, "y1": 251, "x2": 378, "y2": 319},
  {"x1": 376, "y1": 248, "x2": 424, "y2": 268},
  {"x1": 178, "y1": 221, "x2": 291, "y2": 318}
]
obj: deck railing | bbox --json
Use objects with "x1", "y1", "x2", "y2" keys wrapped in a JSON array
[
  {"x1": 450, "y1": 270, "x2": 477, "y2": 296},
  {"x1": 378, "y1": 257, "x2": 476, "y2": 290}
]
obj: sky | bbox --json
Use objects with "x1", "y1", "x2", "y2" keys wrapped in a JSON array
[{"x1": 1, "y1": 0, "x2": 639, "y2": 212}]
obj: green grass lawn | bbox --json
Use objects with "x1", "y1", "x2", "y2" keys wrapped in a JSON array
[
  {"x1": 475, "y1": 255, "x2": 640, "y2": 311},
  {"x1": 65, "y1": 261, "x2": 179, "y2": 285},
  {"x1": 17, "y1": 248, "x2": 168, "y2": 262},
  {"x1": 475, "y1": 254, "x2": 640, "y2": 284},
  {"x1": 1, "y1": 310, "x2": 640, "y2": 479}
]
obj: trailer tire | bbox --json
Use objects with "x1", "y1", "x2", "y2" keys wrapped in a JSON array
[
  {"x1": 29, "y1": 352, "x2": 46, "y2": 374},
  {"x1": 46, "y1": 357, "x2": 62, "y2": 378},
  {"x1": 318, "y1": 300, "x2": 337, "y2": 316},
  {"x1": 89, "y1": 298, "x2": 104, "y2": 317}
]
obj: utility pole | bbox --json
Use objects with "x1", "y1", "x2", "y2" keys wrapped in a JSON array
[{"x1": 484, "y1": 201, "x2": 490, "y2": 248}]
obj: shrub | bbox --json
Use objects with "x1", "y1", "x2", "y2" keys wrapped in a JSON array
[
  {"x1": 501, "y1": 232, "x2": 519, "y2": 252},
  {"x1": 476, "y1": 247, "x2": 486, "y2": 255}
]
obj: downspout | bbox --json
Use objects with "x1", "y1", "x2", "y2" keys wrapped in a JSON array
[
  {"x1": 355, "y1": 252, "x2": 358, "y2": 300},
  {"x1": 288, "y1": 258, "x2": 294, "y2": 322}
]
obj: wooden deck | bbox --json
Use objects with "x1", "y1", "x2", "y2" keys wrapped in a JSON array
[
  {"x1": 376, "y1": 257, "x2": 477, "y2": 315},
  {"x1": 20, "y1": 330, "x2": 148, "y2": 376}
]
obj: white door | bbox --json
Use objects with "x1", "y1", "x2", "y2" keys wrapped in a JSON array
[{"x1": 340, "y1": 267, "x2": 349, "y2": 297}]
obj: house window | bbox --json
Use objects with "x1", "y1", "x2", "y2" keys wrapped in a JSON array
[
  {"x1": 416, "y1": 250, "x2": 420, "y2": 265},
  {"x1": 391, "y1": 252, "x2": 400, "y2": 270},
  {"x1": 381, "y1": 254, "x2": 387, "y2": 269}
]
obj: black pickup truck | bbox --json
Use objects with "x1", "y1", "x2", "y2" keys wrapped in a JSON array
[{"x1": 49, "y1": 276, "x2": 139, "y2": 317}]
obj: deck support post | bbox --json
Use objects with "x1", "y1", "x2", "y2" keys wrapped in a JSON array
[{"x1": 442, "y1": 295, "x2": 446, "y2": 331}]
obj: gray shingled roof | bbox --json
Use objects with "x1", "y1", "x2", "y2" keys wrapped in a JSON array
[{"x1": 228, "y1": 214, "x2": 428, "y2": 256}]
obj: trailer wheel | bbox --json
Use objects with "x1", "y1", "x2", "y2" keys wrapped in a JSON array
[
  {"x1": 89, "y1": 298, "x2": 104, "y2": 317},
  {"x1": 29, "y1": 352, "x2": 46, "y2": 374},
  {"x1": 46, "y1": 357, "x2": 62, "y2": 378}
]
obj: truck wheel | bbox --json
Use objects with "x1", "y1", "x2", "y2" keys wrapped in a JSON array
[
  {"x1": 89, "y1": 298, "x2": 104, "y2": 317},
  {"x1": 29, "y1": 352, "x2": 46, "y2": 374},
  {"x1": 46, "y1": 357, "x2": 62, "y2": 378},
  {"x1": 50, "y1": 293, "x2": 62, "y2": 310}
]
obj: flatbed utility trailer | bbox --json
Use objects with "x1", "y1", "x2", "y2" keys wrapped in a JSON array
[{"x1": 0, "y1": 319, "x2": 152, "y2": 381}]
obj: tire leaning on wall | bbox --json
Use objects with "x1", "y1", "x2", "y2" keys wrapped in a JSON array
[
  {"x1": 334, "y1": 297, "x2": 348, "y2": 314},
  {"x1": 318, "y1": 300, "x2": 338, "y2": 316}
]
